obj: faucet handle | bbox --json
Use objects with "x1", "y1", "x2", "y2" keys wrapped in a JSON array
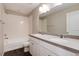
[
  {"x1": 60, "y1": 34, "x2": 63, "y2": 38},
  {"x1": 4, "y1": 34, "x2": 8, "y2": 39},
  {"x1": 5, "y1": 37, "x2": 8, "y2": 39}
]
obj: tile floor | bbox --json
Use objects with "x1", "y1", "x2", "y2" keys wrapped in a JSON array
[{"x1": 4, "y1": 48, "x2": 32, "y2": 56}]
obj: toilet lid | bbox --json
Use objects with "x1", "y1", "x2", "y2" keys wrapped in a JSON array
[{"x1": 23, "y1": 42, "x2": 30, "y2": 46}]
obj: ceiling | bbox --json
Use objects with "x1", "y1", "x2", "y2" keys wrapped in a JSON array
[
  {"x1": 4, "y1": 3, "x2": 40, "y2": 16},
  {"x1": 40, "y1": 3, "x2": 79, "y2": 18},
  {"x1": 3, "y1": 3, "x2": 79, "y2": 17}
]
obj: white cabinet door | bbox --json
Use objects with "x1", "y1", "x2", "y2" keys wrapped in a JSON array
[
  {"x1": 29, "y1": 37, "x2": 56, "y2": 56},
  {"x1": 39, "y1": 44, "x2": 56, "y2": 56},
  {"x1": 30, "y1": 37, "x2": 76, "y2": 56},
  {"x1": 29, "y1": 37, "x2": 35, "y2": 55},
  {"x1": 39, "y1": 39, "x2": 76, "y2": 56},
  {"x1": 30, "y1": 42, "x2": 36, "y2": 56},
  {"x1": 29, "y1": 41, "x2": 33, "y2": 55},
  {"x1": 30, "y1": 40, "x2": 55, "y2": 56},
  {"x1": 29, "y1": 37, "x2": 40, "y2": 56},
  {"x1": 32, "y1": 43, "x2": 40, "y2": 56},
  {"x1": 30, "y1": 42, "x2": 38, "y2": 56}
]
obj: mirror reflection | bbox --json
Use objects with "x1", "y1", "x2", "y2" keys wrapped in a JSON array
[{"x1": 39, "y1": 3, "x2": 79, "y2": 36}]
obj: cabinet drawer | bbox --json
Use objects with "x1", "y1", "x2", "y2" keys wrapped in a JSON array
[
  {"x1": 29, "y1": 37, "x2": 56, "y2": 56},
  {"x1": 39, "y1": 44, "x2": 56, "y2": 56},
  {"x1": 39, "y1": 39, "x2": 76, "y2": 56},
  {"x1": 29, "y1": 36, "x2": 76, "y2": 56},
  {"x1": 29, "y1": 37, "x2": 40, "y2": 44}
]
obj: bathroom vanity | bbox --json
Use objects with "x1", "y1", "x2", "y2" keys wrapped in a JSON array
[{"x1": 29, "y1": 34, "x2": 79, "y2": 56}]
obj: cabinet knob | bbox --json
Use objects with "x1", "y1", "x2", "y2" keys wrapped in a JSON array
[
  {"x1": 31, "y1": 43, "x2": 33, "y2": 45},
  {"x1": 31, "y1": 42, "x2": 33, "y2": 45}
]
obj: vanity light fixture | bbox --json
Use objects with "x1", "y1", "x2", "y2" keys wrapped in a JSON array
[
  {"x1": 53, "y1": 3, "x2": 63, "y2": 7},
  {"x1": 39, "y1": 4, "x2": 50, "y2": 14},
  {"x1": 39, "y1": 3, "x2": 63, "y2": 14}
]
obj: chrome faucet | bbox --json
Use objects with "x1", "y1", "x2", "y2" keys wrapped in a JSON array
[
  {"x1": 60, "y1": 34, "x2": 64, "y2": 38},
  {"x1": 4, "y1": 34, "x2": 8, "y2": 39}
]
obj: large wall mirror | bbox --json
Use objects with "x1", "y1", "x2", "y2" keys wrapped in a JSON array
[
  {"x1": 39, "y1": 3, "x2": 79, "y2": 36},
  {"x1": 66, "y1": 11, "x2": 79, "y2": 36}
]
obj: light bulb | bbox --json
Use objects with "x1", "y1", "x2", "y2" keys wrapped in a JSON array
[
  {"x1": 39, "y1": 4, "x2": 50, "y2": 14},
  {"x1": 54, "y1": 3, "x2": 63, "y2": 6}
]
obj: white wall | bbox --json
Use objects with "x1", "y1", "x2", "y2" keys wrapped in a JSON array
[
  {"x1": 29, "y1": 7, "x2": 40, "y2": 34},
  {"x1": 39, "y1": 18, "x2": 47, "y2": 32},
  {"x1": 3, "y1": 14, "x2": 29, "y2": 41},
  {"x1": 28, "y1": 15, "x2": 33, "y2": 34},
  {"x1": 0, "y1": 4, "x2": 5, "y2": 56}
]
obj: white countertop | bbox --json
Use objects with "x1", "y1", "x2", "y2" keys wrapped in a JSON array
[{"x1": 31, "y1": 34, "x2": 79, "y2": 51}]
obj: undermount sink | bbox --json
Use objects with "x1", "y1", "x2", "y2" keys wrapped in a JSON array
[{"x1": 33, "y1": 34, "x2": 60, "y2": 39}]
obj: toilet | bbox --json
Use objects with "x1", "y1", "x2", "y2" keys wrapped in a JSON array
[{"x1": 23, "y1": 42, "x2": 30, "y2": 52}]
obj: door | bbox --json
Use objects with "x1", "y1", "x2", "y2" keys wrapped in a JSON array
[{"x1": 39, "y1": 43, "x2": 56, "y2": 56}]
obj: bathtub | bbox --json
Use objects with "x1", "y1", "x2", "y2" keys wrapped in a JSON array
[{"x1": 4, "y1": 38, "x2": 29, "y2": 52}]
